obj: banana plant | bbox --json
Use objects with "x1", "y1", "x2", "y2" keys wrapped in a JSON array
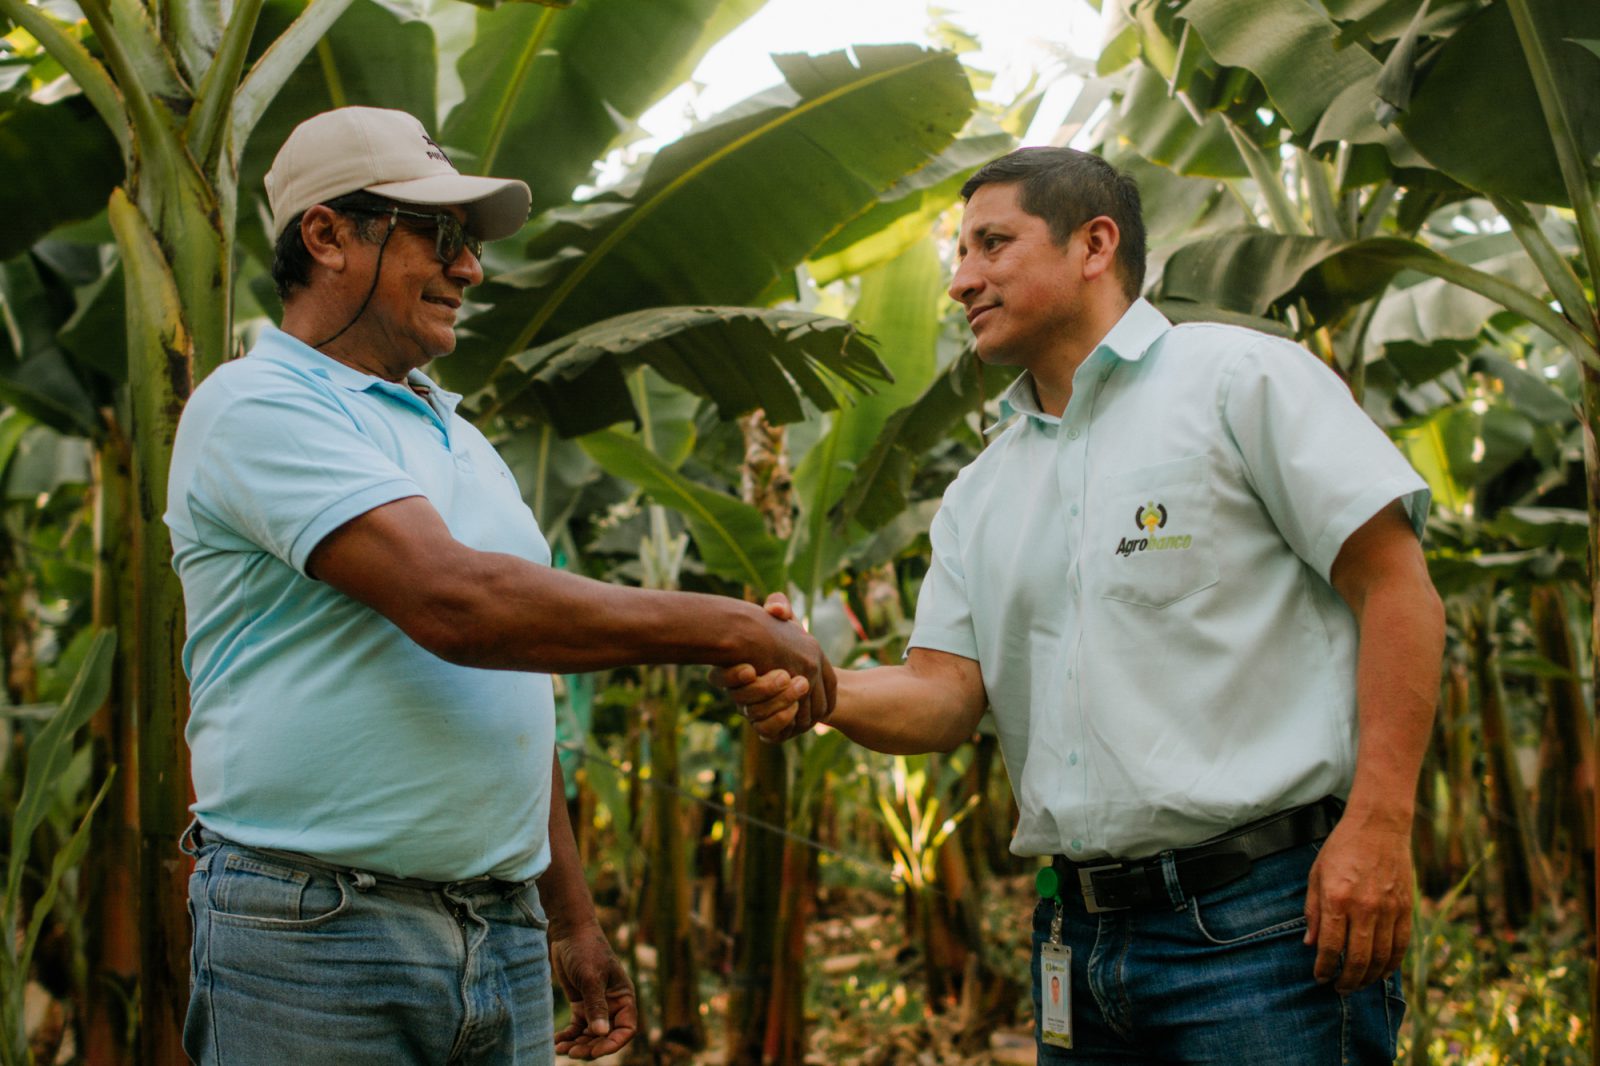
[{"x1": 1, "y1": 630, "x2": 114, "y2": 1066}]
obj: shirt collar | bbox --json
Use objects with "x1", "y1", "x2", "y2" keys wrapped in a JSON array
[
  {"x1": 994, "y1": 298, "x2": 1172, "y2": 428},
  {"x1": 253, "y1": 326, "x2": 462, "y2": 415}
]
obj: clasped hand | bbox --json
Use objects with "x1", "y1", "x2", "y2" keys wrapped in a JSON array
[{"x1": 716, "y1": 593, "x2": 830, "y2": 742}]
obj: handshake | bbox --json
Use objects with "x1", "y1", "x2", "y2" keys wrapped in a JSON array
[{"x1": 715, "y1": 592, "x2": 831, "y2": 743}]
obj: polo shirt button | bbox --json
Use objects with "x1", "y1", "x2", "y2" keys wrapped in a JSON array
[
  {"x1": 1070, "y1": 839, "x2": 1083, "y2": 852},
  {"x1": 1069, "y1": 752, "x2": 1079, "y2": 766},
  {"x1": 1070, "y1": 503, "x2": 1079, "y2": 516},
  {"x1": 1066, "y1": 428, "x2": 1079, "y2": 439},
  {"x1": 1066, "y1": 668, "x2": 1074, "y2": 680}
]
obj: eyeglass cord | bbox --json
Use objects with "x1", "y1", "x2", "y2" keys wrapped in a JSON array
[{"x1": 310, "y1": 209, "x2": 400, "y2": 352}]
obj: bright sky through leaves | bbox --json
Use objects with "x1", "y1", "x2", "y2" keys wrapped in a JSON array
[{"x1": 636, "y1": 0, "x2": 1103, "y2": 151}]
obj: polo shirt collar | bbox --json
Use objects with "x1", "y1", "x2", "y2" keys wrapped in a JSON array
[
  {"x1": 252, "y1": 325, "x2": 462, "y2": 417},
  {"x1": 995, "y1": 298, "x2": 1172, "y2": 427}
]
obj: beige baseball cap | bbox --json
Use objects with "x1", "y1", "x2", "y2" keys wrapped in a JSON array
[{"x1": 264, "y1": 107, "x2": 530, "y2": 241}]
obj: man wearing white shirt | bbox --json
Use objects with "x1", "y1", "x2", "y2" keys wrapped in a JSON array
[{"x1": 722, "y1": 147, "x2": 1443, "y2": 1063}]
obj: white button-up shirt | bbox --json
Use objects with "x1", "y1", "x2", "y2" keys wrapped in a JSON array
[{"x1": 909, "y1": 299, "x2": 1428, "y2": 860}]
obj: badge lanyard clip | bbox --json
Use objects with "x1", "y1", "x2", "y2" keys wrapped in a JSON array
[{"x1": 1035, "y1": 864, "x2": 1074, "y2": 1049}]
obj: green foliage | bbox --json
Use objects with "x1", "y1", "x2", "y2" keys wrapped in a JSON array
[
  {"x1": 1402, "y1": 906, "x2": 1591, "y2": 1064},
  {"x1": 442, "y1": 0, "x2": 763, "y2": 214},
  {"x1": 447, "y1": 44, "x2": 977, "y2": 393},
  {"x1": 579, "y1": 429, "x2": 785, "y2": 595},
  {"x1": 1399, "y1": 0, "x2": 1600, "y2": 208},
  {"x1": 477, "y1": 305, "x2": 888, "y2": 436},
  {"x1": 1, "y1": 630, "x2": 114, "y2": 1066}
]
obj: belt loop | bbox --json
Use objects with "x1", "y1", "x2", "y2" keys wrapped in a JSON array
[
  {"x1": 350, "y1": 869, "x2": 376, "y2": 892},
  {"x1": 1159, "y1": 850, "x2": 1185, "y2": 909},
  {"x1": 178, "y1": 819, "x2": 203, "y2": 857}
]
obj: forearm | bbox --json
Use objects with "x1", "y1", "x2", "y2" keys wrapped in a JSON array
[
  {"x1": 419, "y1": 548, "x2": 766, "y2": 674},
  {"x1": 537, "y1": 757, "x2": 600, "y2": 940},
  {"x1": 829, "y1": 659, "x2": 985, "y2": 755},
  {"x1": 1344, "y1": 576, "x2": 1445, "y2": 830}
]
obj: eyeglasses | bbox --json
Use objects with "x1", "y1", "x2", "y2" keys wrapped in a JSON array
[{"x1": 342, "y1": 205, "x2": 483, "y2": 264}]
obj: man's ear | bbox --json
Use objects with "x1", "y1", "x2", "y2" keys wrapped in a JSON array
[
  {"x1": 299, "y1": 205, "x2": 353, "y2": 274},
  {"x1": 1079, "y1": 216, "x2": 1121, "y2": 283}
]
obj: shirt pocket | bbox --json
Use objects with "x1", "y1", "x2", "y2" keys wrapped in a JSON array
[{"x1": 1097, "y1": 453, "x2": 1219, "y2": 609}]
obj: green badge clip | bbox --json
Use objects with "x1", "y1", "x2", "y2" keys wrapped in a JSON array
[{"x1": 1036, "y1": 865, "x2": 1061, "y2": 902}]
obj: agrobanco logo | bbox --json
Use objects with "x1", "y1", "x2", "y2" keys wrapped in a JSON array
[{"x1": 1114, "y1": 500, "x2": 1193, "y2": 556}]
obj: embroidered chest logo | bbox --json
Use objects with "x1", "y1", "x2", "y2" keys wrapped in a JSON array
[{"x1": 1114, "y1": 500, "x2": 1193, "y2": 556}]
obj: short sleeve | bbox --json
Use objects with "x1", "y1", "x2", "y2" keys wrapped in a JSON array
[
  {"x1": 906, "y1": 490, "x2": 980, "y2": 660},
  {"x1": 1221, "y1": 337, "x2": 1429, "y2": 580},
  {"x1": 175, "y1": 369, "x2": 421, "y2": 575}
]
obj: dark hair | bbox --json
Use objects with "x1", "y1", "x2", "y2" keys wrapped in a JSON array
[
  {"x1": 960, "y1": 148, "x2": 1146, "y2": 301},
  {"x1": 270, "y1": 191, "x2": 398, "y2": 299}
]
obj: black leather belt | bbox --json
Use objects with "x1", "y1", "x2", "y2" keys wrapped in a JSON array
[{"x1": 1053, "y1": 798, "x2": 1342, "y2": 913}]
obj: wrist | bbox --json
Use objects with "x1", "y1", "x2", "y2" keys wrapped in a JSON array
[
  {"x1": 547, "y1": 913, "x2": 605, "y2": 944},
  {"x1": 1338, "y1": 793, "x2": 1415, "y2": 834}
]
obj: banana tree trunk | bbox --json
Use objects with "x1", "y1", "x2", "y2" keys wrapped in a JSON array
[
  {"x1": 1529, "y1": 584, "x2": 1596, "y2": 938},
  {"x1": 763, "y1": 827, "x2": 814, "y2": 1065},
  {"x1": 84, "y1": 432, "x2": 139, "y2": 1066},
  {"x1": 1440, "y1": 654, "x2": 1495, "y2": 930},
  {"x1": 726, "y1": 410, "x2": 795, "y2": 1065},
  {"x1": 1413, "y1": 712, "x2": 1447, "y2": 899},
  {"x1": 108, "y1": 186, "x2": 201, "y2": 1066},
  {"x1": 1582, "y1": 367, "x2": 1600, "y2": 1059},
  {"x1": 726, "y1": 737, "x2": 787, "y2": 1064},
  {"x1": 644, "y1": 679, "x2": 704, "y2": 1052},
  {"x1": 1469, "y1": 595, "x2": 1549, "y2": 929}
]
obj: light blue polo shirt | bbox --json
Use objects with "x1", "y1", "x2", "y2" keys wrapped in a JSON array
[
  {"x1": 910, "y1": 299, "x2": 1428, "y2": 861},
  {"x1": 165, "y1": 327, "x2": 555, "y2": 882}
]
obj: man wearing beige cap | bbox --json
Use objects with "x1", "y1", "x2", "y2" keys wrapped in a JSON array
[{"x1": 165, "y1": 106, "x2": 834, "y2": 1065}]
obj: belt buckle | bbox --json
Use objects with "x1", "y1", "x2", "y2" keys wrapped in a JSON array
[{"x1": 1077, "y1": 862, "x2": 1128, "y2": 914}]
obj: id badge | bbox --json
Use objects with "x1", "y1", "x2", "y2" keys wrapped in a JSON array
[{"x1": 1040, "y1": 941, "x2": 1073, "y2": 1048}]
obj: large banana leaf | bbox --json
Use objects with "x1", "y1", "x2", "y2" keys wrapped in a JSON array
[
  {"x1": 1367, "y1": 250, "x2": 1545, "y2": 359},
  {"x1": 0, "y1": 96, "x2": 121, "y2": 260},
  {"x1": 1308, "y1": 70, "x2": 1427, "y2": 169},
  {"x1": 1399, "y1": 0, "x2": 1600, "y2": 208},
  {"x1": 790, "y1": 239, "x2": 943, "y2": 593},
  {"x1": 234, "y1": 0, "x2": 439, "y2": 266},
  {"x1": 1155, "y1": 228, "x2": 1589, "y2": 356},
  {"x1": 1177, "y1": 0, "x2": 1381, "y2": 135},
  {"x1": 0, "y1": 254, "x2": 100, "y2": 434},
  {"x1": 578, "y1": 428, "x2": 785, "y2": 594},
  {"x1": 829, "y1": 348, "x2": 1019, "y2": 535},
  {"x1": 805, "y1": 130, "x2": 1014, "y2": 285},
  {"x1": 473, "y1": 305, "x2": 887, "y2": 437},
  {"x1": 441, "y1": 0, "x2": 765, "y2": 216},
  {"x1": 1116, "y1": 64, "x2": 1247, "y2": 179},
  {"x1": 446, "y1": 45, "x2": 976, "y2": 394}
]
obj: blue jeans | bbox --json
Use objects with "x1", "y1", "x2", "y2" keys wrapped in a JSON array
[
  {"x1": 183, "y1": 829, "x2": 554, "y2": 1065},
  {"x1": 1031, "y1": 842, "x2": 1405, "y2": 1064}
]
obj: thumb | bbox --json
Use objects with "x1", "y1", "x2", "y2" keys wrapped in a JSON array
[
  {"x1": 582, "y1": 970, "x2": 612, "y2": 1035},
  {"x1": 763, "y1": 591, "x2": 795, "y2": 621},
  {"x1": 1303, "y1": 876, "x2": 1321, "y2": 946}
]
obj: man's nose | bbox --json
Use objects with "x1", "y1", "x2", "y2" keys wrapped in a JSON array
[
  {"x1": 447, "y1": 245, "x2": 484, "y2": 287},
  {"x1": 947, "y1": 261, "x2": 981, "y2": 304}
]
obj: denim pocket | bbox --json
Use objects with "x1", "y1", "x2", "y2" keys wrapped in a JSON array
[
  {"x1": 1381, "y1": 970, "x2": 1406, "y2": 1059},
  {"x1": 510, "y1": 885, "x2": 550, "y2": 930},
  {"x1": 1187, "y1": 858, "x2": 1309, "y2": 946},
  {"x1": 208, "y1": 851, "x2": 349, "y2": 928}
]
